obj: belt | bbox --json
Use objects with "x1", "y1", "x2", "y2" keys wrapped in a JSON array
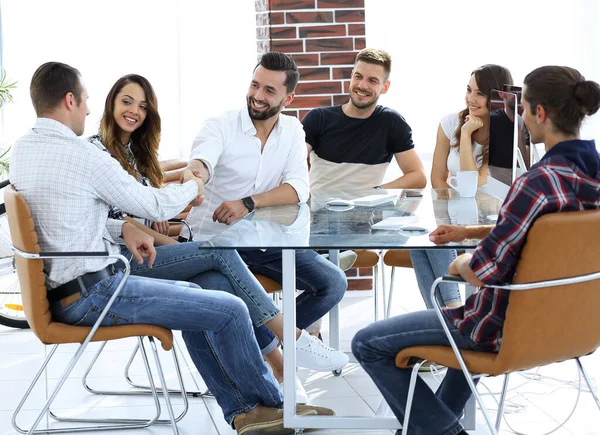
[{"x1": 48, "y1": 265, "x2": 115, "y2": 304}]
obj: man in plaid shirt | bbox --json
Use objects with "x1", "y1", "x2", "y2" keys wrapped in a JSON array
[{"x1": 352, "y1": 65, "x2": 600, "y2": 435}]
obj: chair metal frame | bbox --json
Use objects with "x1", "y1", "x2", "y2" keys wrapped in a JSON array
[
  {"x1": 401, "y1": 273, "x2": 600, "y2": 435},
  {"x1": 11, "y1": 251, "x2": 185, "y2": 435}
]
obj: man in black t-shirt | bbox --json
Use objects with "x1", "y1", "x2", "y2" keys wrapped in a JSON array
[{"x1": 302, "y1": 48, "x2": 427, "y2": 191}]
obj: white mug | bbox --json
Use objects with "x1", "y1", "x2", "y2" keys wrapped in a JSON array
[
  {"x1": 448, "y1": 198, "x2": 479, "y2": 225},
  {"x1": 447, "y1": 171, "x2": 478, "y2": 198}
]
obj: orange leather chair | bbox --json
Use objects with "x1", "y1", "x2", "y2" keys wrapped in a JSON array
[
  {"x1": 5, "y1": 186, "x2": 186, "y2": 434},
  {"x1": 382, "y1": 250, "x2": 413, "y2": 318},
  {"x1": 395, "y1": 210, "x2": 600, "y2": 434}
]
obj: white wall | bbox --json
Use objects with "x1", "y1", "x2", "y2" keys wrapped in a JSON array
[
  {"x1": 0, "y1": 0, "x2": 256, "y2": 158},
  {"x1": 366, "y1": 0, "x2": 600, "y2": 170}
]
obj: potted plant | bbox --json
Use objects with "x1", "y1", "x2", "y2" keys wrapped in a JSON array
[{"x1": 0, "y1": 68, "x2": 16, "y2": 178}]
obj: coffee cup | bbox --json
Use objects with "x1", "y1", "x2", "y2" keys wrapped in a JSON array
[{"x1": 447, "y1": 171, "x2": 478, "y2": 198}]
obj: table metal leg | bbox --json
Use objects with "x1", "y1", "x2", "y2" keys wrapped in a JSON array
[
  {"x1": 327, "y1": 249, "x2": 341, "y2": 351},
  {"x1": 282, "y1": 249, "x2": 298, "y2": 426}
]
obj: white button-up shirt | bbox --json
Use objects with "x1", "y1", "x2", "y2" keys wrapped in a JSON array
[
  {"x1": 10, "y1": 118, "x2": 198, "y2": 289},
  {"x1": 184, "y1": 107, "x2": 309, "y2": 241}
]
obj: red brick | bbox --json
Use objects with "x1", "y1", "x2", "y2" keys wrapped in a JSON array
[
  {"x1": 291, "y1": 53, "x2": 319, "y2": 66},
  {"x1": 348, "y1": 23, "x2": 365, "y2": 35},
  {"x1": 296, "y1": 81, "x2": 342, "y2": 95},
  {"x1": 332, "y1": 66, "x2": 353, "y2": 79},
  {"x1": 255, "y1": 0, "x2": 269, "y2": 12},
  {"x1": 345, "y1": 269, "x2": 358, "y2": 277},
  {"x1": 300, "y1": 110, "x2": 311, "y2": 120},
  {"x1": 347, "y1": 278, "x2": 373, "y2": 291},
  {"x1": 271, "y1": 39, "x2": 304, "y2": 53},
  {"x1": 282, "y1": 109, "x2": 299, "y2": 118},
  {"x1": 257, "y1": 40, "x2": 271, "y2": 53},
  {"x1": 271, "y1": 12, "x2": 285, "y2": 25},
  {"x1": 256, "y1": 27, "x2": 270, "y2": 40},
  {"x1": 321, "y1": 51, "x2": 358, "y2": 65},
  {"x1": 335, "y1": 9, "x2": 366, "y2": 22},
  {"x1": 358, "y1": 267, "x2": 374, "y2": 276},
  {"x1": 298, "y1": 67, "x2": 330, "y2": 80},
  {"x1": 344, "y1": 80, "x2": 350, "y2": 93},
  {"x1": 287, "y1": 11, "x2": 333, "y2": 24},
  {"x1": 298, "y1": 24, "x2": 346, "y2": 38},
  {"x1": 355, "y1": 37, "x2": 366, "y2": 50},
  {"x1": 333, "y1": 94, "x2": 349, "y2": 105},
  {"x1": 318, "y1": 0, "x2": 364, "y2": 7},
  {"x1": 306, "y1": 37, "x2": 354, "y2": 52},
  {"x1": 271, "y1": 26, "x2": 297, "y2": 39},
  {"x1": 271, "y1": 0, "x2": 315, "y2": 11},
  {"x1": 288, "y1": 95, "x2": 332, "y2": 109}
]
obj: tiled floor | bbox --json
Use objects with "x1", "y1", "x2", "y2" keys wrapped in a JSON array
[{"x1": 1, "y1": 265, "x2": 599, "y2": 434}]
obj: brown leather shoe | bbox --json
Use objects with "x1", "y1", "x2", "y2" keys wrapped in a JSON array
[
  {"x1": 296, "y1": 404, "x2": 335, "y2": 416},
  {"x1": 234, "y1": 405, "x2": 316, "y2": 435}
]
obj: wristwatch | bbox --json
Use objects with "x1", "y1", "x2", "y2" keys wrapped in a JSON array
[{"x1": 242, "y1": 196, "x2": 255, "y2": 212}]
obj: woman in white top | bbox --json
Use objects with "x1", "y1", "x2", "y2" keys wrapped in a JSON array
[
  {"x1": 432, "y1": 64, "x2": 514, "y2": 187},
  {"x1": 413, "y1": 65, "x2": 514, "y2": 309}
]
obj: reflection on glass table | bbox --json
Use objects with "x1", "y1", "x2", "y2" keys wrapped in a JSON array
[{"x1": 206, "y1": 188, "x2": 502, "y2": 250}]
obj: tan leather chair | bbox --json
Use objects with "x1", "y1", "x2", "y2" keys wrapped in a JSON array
[
  {"x1": 382, "y1": 250, "x2": 413, "y2": 318},
  {"x1": 395, "y1": 210, "x2": 600, "y2": 434},
  {"x1": 5, "y1": 186, "x2": 186, "y2": 434},
  {"x1": 351, "y1": 250, "x2": 387, "y2": 321}
]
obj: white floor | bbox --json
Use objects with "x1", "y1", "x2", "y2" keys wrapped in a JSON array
[{"x1": 1, "y1": 265, "x2": 599, "y2": 435}]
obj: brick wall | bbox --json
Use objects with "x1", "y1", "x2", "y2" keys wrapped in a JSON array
[
  {"x1": 255, "y1": 0, "x2": 371, "y2": 291},
  {"x1": 255, "y1": 0, "x2": 365, "y2": 120}
]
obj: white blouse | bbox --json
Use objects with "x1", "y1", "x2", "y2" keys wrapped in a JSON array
[{"x1": 440, "y1": 112, "x2": 484, "y2": 176}]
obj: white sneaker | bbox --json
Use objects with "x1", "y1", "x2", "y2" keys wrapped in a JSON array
[
  {"x1": 339, "y1": 250, "x2": 358, "y2": 271},
  {"x1": 280, "y1": 375, "x2": 309, "y2": 404},
  {"x1": 321, "y1": 250, "x2": 358, "y2": 271},
  {"x1": 295, "y1": 330, "x2": 349, "y2": 371}
]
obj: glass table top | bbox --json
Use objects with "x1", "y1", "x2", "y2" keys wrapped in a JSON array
[{"x1": 205, "y1": 188, "x2": 503, "y2": 250}]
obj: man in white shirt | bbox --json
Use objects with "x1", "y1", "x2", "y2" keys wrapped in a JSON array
[
  {"x1": 11, "y1": 61, "x2": 327, "y2": 434},
  {"x1": 184, "y1": 52, "x2": 349, "y2": 390}
]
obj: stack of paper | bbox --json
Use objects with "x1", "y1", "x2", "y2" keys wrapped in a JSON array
[
  {"x1": 352, "y1": 193, "x2": 398, "y2": 206},
  {"x1": 371, "y1": 216, "x2": 418, "y2": 230}
]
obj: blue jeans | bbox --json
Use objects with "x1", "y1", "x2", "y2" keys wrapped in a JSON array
[
  {"x1": 50, "y1": 270, "x2": 283, "y2": 425},
  {"x1": 120, "y1": 243, "x2": 280, "y2": 356},
  {"x1": 410, "y1": 250, "x2": 461, "y2": 308},
  {"x1": 352, "y1": 310, "x2": 488, "y2": 435},
  {"x1": 238, "y1": 249, "x2": 347, "y2": 346}
]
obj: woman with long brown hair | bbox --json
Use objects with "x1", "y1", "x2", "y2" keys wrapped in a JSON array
[
  {"x1": 88, "y1": 74, "x2": 170, "y2": 234},
  {"x1": 409, "y1": 65, "x2": 514, "y2": 311}
]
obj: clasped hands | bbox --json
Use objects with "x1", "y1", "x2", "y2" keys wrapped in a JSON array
[{"x1": 180, "y1": 169, "x2": 205, "y2": 207}]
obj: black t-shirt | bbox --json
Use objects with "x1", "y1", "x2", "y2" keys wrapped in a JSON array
[{"x1": 302, "y1": 105, "x2": 415, "y2": 165}]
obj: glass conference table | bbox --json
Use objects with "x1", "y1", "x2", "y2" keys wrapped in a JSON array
[{"x1": 205, "y1": 188, "x2": 503, "y2": 432}]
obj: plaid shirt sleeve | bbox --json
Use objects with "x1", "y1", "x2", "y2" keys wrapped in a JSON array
[{"x1": 469, "y1": 172, "x2": 550, "y2": 284}]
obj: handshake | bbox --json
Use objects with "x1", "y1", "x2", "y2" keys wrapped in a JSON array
[{"x1": 180, "y1": 168, "x2": 205, "y2": 207}]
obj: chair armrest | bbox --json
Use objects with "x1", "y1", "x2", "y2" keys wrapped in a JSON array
[{"x1": 12, "y1": 249, "x2": 131, "y2": 346}]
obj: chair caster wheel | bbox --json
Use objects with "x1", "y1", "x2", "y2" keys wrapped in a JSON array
[{"x1": 333, "y1": 369, "x2": 342, "y2": 376}]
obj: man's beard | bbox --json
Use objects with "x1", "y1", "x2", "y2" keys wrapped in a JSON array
[
  {"x1": 349, "y1": 88, "x2": 378, "y2": 109},
  {"x1": 247, "y1": 97, "x2": 283, "y2": 121}
]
